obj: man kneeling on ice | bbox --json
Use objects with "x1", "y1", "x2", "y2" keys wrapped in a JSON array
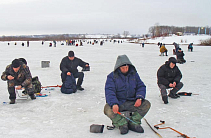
[
  {"x1": 104, "y1": 55, "x2": 151, "y2": 135},
  {"x1": 1, "y1": 59, "x2": 36, "y2": 104}
]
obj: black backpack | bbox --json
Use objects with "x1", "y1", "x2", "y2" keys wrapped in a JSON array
[
  {"x1": 18, "y1": 58, "x2": 41, "y2": 94},
  {"x1": 32, "y1": 76, "x2": 42, "y2": 93}
]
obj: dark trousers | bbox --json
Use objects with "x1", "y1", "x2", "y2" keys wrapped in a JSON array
[
  {"x1": 177, "y1": 58, "x2": 186, "y2": 64},
  {"x1": 104, "y1": 100, "x2": 151, "y2": 120},
  {"x1": 7, "y1": 79, "x2": 34, "y2": 100},
  {"x1": 161, "y1": 50, "x2": 168, "y2": 56},
  {"x1": 164, "y1": 50, "x2": 168, "y2": 56},
  {"x1": 158, "y1": 82, "x2": 183, "y2": 96},
  {"x1": 61, "y1": 72, "x2": 84, "y2": 87},
  {"x1": 188, "y1": 47, "x2": 193, "y2": 52}
]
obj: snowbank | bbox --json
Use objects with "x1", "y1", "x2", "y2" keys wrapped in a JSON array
[{"x1": 142, "y1": 35, "x2": 211, "y2": 45}]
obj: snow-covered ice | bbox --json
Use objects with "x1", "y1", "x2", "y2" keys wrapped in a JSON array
[
  {"x1": 143, "y1": 34, "x2": 211, "y2": 45},
  {"x1": 0, "y1": 36, "x2": 211, "y2": 138}
]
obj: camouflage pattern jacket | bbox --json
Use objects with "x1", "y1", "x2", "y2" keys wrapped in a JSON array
[{"x1": 1, "y1": 63, "x2": 32, "y2": 87}]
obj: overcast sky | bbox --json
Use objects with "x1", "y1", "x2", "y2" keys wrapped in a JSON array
[{"x1": 0, "y1": 0, "x2": 210, "y2": 36}]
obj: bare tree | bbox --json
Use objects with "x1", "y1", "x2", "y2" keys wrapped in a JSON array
[
  {"x1": 148, "y1": 26, "x2": 156, "y2": 37},
  {"x1": 148, "y1": 24, "x2": 210, "y2": 36},
  {"x1": 123, "y1": 31, "x2": 130, "y2": 38}
]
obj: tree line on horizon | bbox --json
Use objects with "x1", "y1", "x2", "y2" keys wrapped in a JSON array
[
  {"x1": 149, "y1": 24, "x2": 211, "y2": 37},
  {"x1": 0, "y1": 33, "x2": 135, "y2": 41}
]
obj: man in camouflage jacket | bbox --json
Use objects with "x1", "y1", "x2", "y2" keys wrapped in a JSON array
[{"x1": 1, "y1": 59, "x2": 36, "y2": 104}]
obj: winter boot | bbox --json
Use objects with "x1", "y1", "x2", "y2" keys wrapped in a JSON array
[
  {"x1": 77, "y1": 86, "x2": 84, "y2": 91},
  {"x1": 175, "y1": 94, "x2": 180, "y2": 98},
  {"x1": 111, "y1": 114, "x2": 128, "y2": 135},
  {"x1": 162, "y1": 95, "x2": 168, "y2": 104},
  {"x1": 10, "y1": 99, "x2": 16, "y2": 104},
  {"x1": 128, "y1": 112, "x2": 144, "y2": 133},
  {"x1": 128, "y1": 123, "x2": 144, "y2": 133},
  {"x1": 168, "y1": 92, "x2": 179, "y2": 99},
  {"x1": 119, "y1": 124, "x2": 129, "y2": 135},
  {"x1": 30, "y1": 94, "x2": 36, "y2": 100}
]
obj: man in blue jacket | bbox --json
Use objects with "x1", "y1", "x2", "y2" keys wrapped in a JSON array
[{"x1": 104, "y1": 55, "x2": 151, "y2": 135}]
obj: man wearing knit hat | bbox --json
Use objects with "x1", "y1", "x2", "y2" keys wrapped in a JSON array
[
  {"x1": 60, "y1": 51, "x2": 89, "y2": 91},
  {"x1": 157, "y1": 57, "x2": 183, "y2": 104},
  {"x1": 1, "y1": 59, "x2": 36, "y2": 104}
]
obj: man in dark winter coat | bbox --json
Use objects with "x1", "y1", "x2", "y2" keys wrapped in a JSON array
[
  {"x1": 157, "y1": 57, "x2": 183, "y2": 104},
  {"x1": 104, "y1": 55, "x2": 151, "y2": 135},
  {"x1": 60, "y1": 51, "x2": 89, "y2": 91},
  {"x1": 1, "y1": 59, "x2": 36, "y2": 104},
  {"x1": 176, "y1": 48, "x2": 186, "y2": 64}
]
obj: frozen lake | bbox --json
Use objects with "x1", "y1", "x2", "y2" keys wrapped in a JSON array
[{"x1": 0, "y1": 40, "x2": 210, "y2": 138}]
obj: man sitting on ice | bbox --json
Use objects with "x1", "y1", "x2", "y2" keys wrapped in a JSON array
[
  {"x1": 176, "y1": 48, "x2": 186, "y2": 64},
  {"x1": 104, "y1": 55, "x2": 151, "y2": 135},
  {"x1": 1, "y1": 59, "x2": 36, "y2": 104},
  {"x1": 157, "y1": 57, "x2": 183, "y2": 104}
]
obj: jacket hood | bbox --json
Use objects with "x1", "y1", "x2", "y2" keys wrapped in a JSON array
[
  {"x1": 114, "y1": 55, "x2": 136, "y2": 72},
  {"x1": 165, "y1": 61, "x2": 170, "y2": 66},
  {"x1": 168, "y1": 57, "x2": 177, "y2": 64},
  {"x1": 165, "y1": 60, "x2": 177, "y2": 68}
]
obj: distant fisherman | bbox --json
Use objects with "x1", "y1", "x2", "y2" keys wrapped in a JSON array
[
  {"x1": 188, "y1": 43, "x2": 193, "y2": 52},
  {"x1": 27, "y1": 41, "x2": 29, "y2": 47},
  {"x1": 176, "y1": 48, "x2": 186, "y2": 64},
  {"x1": 159, "y1": 44, "x2": 168, "y2": 56},
  {"x1": 173, "y1": 42, "x2": 180, "y2": 53}
]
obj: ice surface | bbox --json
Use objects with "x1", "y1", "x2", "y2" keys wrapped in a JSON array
[{"x1": 0, "y1": 36, "x2": 210, "y2": 138}]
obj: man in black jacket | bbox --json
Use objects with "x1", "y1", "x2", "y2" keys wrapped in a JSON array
[
  {"x1": 157, "y1": 57, "x2": 183, "y2": 104},
  {"x1": 176, "y1": 48, "x2": 186, "y2": 64},
  {"x1": 60, "y1": 51, "x2": 89, "y2": 91}
]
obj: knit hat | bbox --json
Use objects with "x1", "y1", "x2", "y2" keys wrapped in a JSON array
[
  {"x1": 120, "y1": 64, "x2": 128, "y2": 67},
  {"x1": 12, "y1": 59, "x2": 21, "y2": 68},
  {"x1": 168, "y1": 57, "x2": 177, "y2": 64},
  {"x1": 68, "y1": 51, "x2": 74, "y2": 57}
]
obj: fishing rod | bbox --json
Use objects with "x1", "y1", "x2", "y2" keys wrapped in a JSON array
[{"x1": 117, "y1": 112, "x2": 162, "y2": 138}]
